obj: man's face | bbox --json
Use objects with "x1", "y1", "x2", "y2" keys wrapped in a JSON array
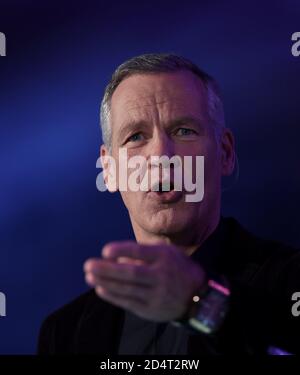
[{"x1": 102, "y1": 71, "x2": 233, "y2": 239}]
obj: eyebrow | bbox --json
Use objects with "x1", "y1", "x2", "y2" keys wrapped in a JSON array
[
  {"x1": 117, "y1": 116, "x2": 205, "y2": 144},
  {"x1": 166, "y1": 116, "x2": 205, "y2": 130}
]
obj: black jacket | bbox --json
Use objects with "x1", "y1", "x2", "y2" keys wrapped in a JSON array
[{"x1": 37, "y1": 217, "x2": 300, "y2": 354}]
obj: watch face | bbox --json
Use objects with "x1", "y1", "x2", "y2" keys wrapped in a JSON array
[{"x1": 190, "y1": 280, "x2": 230, "y2": 334}]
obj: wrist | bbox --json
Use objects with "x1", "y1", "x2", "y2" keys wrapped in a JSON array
[{"x1": 172, "y1": 276, "x2": 231, "y2": 335}]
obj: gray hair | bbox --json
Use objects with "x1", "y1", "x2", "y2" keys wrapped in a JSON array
[{"x1": 100, "y1": 53, "x2": 225, "y2": 149}]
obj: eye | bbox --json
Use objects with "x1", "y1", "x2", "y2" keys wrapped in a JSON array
[
  {"x1": 126, "y1": 132, "x2": 144, "y2": 143},
  {"x1": 175, "y1": 128, "x2": 197, "y2": 136}
]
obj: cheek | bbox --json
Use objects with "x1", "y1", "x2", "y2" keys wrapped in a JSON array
[
  {"x1": 186, "y1": 140, "x2": 219, "y2": 168},
  {"x1": 204, "y1": 157, "x2": 222, "y2": 198},
  {"x1": 119, "y1": 191, "x2": 132, "y2": 210},
  {"x1": 198, "y1": 142, "x2": 222, "y2": 188},
  {"x1": 119, "y1": 190, "x2": 143, "y2": 212}
]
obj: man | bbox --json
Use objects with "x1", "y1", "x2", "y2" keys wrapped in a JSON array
[{"x1": 38, "y1": 53, "x2": 300, "y2": 354}]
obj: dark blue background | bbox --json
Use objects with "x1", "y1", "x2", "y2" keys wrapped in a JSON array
[{"x1": 0, "y1": 0, "x2": 299, "y2": 354}]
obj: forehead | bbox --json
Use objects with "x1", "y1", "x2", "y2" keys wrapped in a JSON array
[{"x1": 110, "y1": 71, "x2": 209, "y2": 123}]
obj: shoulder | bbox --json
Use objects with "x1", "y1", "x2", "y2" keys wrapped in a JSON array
[
  {"x1": 221, "y1": 216, "x2": 300, "y2": 286},
  {"x1": 224, "y1": 216, "x2": 299, "y2": 260},
  {"x1": 221, "y1": 217, "x2": 300, "y2": 354},
  {"x1": 222, "y1": 216, "x2": 300, "y2": 293},
  {"x1": 37, "y1": 289, "x2": 117, "y2": 354},
  {"x1": 41, "y1": 289, "x2": 97, "y2": 323}
]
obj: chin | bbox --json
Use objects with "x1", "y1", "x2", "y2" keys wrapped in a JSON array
[{"x1": 144, "y1": 207, "x2": 193, "y2": 235}]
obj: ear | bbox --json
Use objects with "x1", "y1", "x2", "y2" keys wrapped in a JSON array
[
  {"x1": 220, "y1": 128, "x2": 236, "y2": 176},
  {"x1": 100, "y1": 144, "x2": 118, "y2": 192}
]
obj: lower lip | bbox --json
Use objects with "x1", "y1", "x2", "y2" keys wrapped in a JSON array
[{"x1": 147, "y1": 190, "x2": 182, "y2": 203}]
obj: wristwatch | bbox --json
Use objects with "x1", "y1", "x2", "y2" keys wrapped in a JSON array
[{"x1": 171, "y1": 278, "x2": 231, "y2": 334}]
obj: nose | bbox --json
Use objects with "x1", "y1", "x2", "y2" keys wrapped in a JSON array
[
  {"x1": 148, "y1": 130, "x2": 174, "y2": 159},
  {"x1": 146, "y1": 130, "x2": 176, "y2": 181}
]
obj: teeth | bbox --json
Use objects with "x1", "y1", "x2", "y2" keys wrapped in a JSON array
[{"x1": 151, "y1": 181, "x2": 174, "y2": 192}]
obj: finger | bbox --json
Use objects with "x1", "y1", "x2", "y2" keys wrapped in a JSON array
[
  {"x1": 102, "y1": 241, "x2": 162, "y2": 263},
  {"x1": 95, "y1": 285, "x2": 146, "y2": 313},
  {"x1": 84, "y1": 258, "x2": 155, "y2": 286},
  {"x1": 86, "y1": 272, "x2": 152, "y2": 302}
]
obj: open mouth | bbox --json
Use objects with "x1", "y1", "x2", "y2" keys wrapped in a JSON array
[
  {"x1": 148, "y1": 180, "x2": 182, "y2": 203},
  {"x1": 155, "y1": 181, "x2": 175, "y2": 193}
]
